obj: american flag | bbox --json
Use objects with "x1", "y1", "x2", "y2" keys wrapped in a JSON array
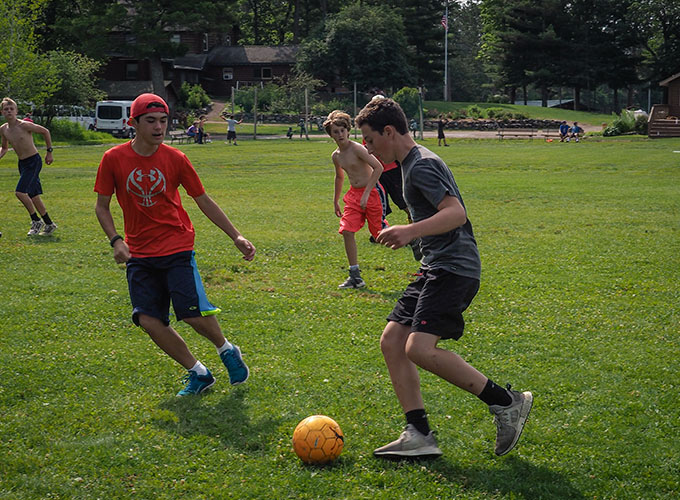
[{"x1": 441, "y1": 13, "x2": 448, "y2": 30}]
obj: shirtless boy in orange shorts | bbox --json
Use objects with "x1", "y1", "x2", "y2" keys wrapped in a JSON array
[{"x1": 325, "y1": 110, "x2": 387, "y2": 289}]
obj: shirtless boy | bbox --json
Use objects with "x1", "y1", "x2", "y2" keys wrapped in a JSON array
[
  {"x1": 324, "y1": 110, "x2": 387, "y2": 289},
  {"x1": 0, "y1": 97, "x2": 57, "y2": 236}
]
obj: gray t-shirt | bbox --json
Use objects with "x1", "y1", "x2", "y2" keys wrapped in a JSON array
[{"x1": 401, "y1": 145, "x2": 481, "y2": 279}]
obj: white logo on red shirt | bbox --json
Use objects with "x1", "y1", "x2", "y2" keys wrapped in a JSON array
[{"x1": 126, "y1": 168, "x2": 166, "y2": 207}]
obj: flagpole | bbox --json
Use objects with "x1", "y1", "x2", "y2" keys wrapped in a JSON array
[{"x1": 443, "y1": 2, "x2": 449, "y2": 101}]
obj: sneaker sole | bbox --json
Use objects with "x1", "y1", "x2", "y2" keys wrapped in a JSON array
[
  {"x1": 230, "y1": 366, "x2": 249, "y2": 386},
  {"x1": 177, "y1": 378, "x2": 215, "y2": 397},
  {"x1": 373, "y1": 446, "x2": 443, "y2": 458},
  {"x1": 496, "y1": 391, "x2": 533, "y2": 456}
]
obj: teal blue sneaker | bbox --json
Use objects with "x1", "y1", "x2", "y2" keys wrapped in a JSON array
[
  {"x1": 220, "y1": 345, "x2": 249, "y2": 385},
  {"x1": 176, "y1": 369, "x2": 215, "y2": 396}
]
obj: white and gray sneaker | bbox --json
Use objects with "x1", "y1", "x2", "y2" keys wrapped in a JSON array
[
  {"x1": 27, "y1": 220, "x2": 44, "y2": 236},
  {"x1": 338, "y1": 268, "x2": 366, "y2": 289},
  {"x1": 489, "y1": 386, "x2": 533, "y2": 456},
  {"x1": 373, "y1": 424, "x2": 443, "y2": 458},
  {"x1": 40, "y1": 223, "x2": 57, "y2": 236}
]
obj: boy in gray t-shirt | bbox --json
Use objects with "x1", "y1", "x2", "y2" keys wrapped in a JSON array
[{"x1": 355, "y1": 98, "x2": 532, "y2": 459}]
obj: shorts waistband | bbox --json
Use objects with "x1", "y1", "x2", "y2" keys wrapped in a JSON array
[{"x1": 18, "y1": 153, "x2": 41, "y2": 165}]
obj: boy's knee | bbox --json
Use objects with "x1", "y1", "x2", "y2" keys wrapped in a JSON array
[{"x1": 405, "y1": 333, "x2": 435, "y2": 364}]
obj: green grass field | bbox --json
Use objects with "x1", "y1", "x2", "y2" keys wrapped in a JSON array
[{"x1": 1, "y1": 136, "x2": 679, "y2": 499}]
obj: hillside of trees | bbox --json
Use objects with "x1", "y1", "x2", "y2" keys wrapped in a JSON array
[{"x1": 2, "y1": 0, "x2": 679, "y2": 114}]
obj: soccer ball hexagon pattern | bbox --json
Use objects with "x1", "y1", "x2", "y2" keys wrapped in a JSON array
[{"x1": 292, "y1": 415, "x2": 344, "y2": 464}]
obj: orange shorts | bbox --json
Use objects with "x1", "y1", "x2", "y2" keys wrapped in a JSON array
[{"x1": 338, "y1": 185, "x2": 387, "y2": 238}]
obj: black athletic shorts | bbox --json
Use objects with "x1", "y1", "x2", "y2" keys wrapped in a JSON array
[{"x1": 387, "y1": 268, "x2": 480, "y2": 340}]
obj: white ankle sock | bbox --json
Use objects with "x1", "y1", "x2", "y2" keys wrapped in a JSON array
[
  {"x1": 217, "y1": 340, "x2": 233, "y2": 354},
  {"x1": 189, "y1": 361, "x2": 208, "y2": 376}
]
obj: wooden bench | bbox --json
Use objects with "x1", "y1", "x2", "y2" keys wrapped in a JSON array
[
  {"x1": 168, "y1": 130, "x2": 190, "y2": 144},
  {"x1": 497, "y1": 128, "x2": 537, "y2": 140},
  {"x1": 542, "y1": 129, "x2": 562, "y2": 140}
]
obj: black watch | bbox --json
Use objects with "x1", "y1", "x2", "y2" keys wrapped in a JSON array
[{"x1": 46, "y1": 147, "x2": 53, "y2": 153}]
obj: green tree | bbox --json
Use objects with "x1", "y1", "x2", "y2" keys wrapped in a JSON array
[
  {"x1": 393, "y1": 87, "x2": 420, "y2": 119},
  {"x1": 40, "y1": 0, "x2": 238, "y2": 99},
  {"x1": 296, "y1": 3, "x2": 414, "y2": 91},
  {"x1": 628, "y1": 0, "x2": 680, "y2": 81},
  {"x1": 0, "y1": 0, "x2": 58, "y2": 105},
  {"x1": 39, "y1": 51, "x2": 106, "y2": 125},
  {"x1": 448, "y1": 0, "x2": 491, "y2": 101}
]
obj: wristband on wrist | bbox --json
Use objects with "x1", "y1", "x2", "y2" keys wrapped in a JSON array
[
  {"x1": 46, "y1": 147, "x2": 53, "y2": 153},
  {"x1": 110, "y1": 235, "x2": 123, "y2": 247}
]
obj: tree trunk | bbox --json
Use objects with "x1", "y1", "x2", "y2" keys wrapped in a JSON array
[
  {"x1": 613, "y1": 87, "x2": 619, "y2": 114},
  {"x1": 509, "y1": 87, "x2": 516, "y2": 103},
  {"x1": 627, "y1": 86, "x2": 634, "y2": 109},
  {"x1": 541, "y1": 87, "x2": 548, "y2": 107},
  {"x1": 574, "y1": 87, "x2": 581, "y2": 110},
  {"x1": 292, "y1": 0, "x2": 300, "y2": 43},
  {"x1": 523, "y1": 85, "x2": 528, "y2": 105},
  {"x1": 150, "y1": 56, "x2": 166, "y2": 100}
]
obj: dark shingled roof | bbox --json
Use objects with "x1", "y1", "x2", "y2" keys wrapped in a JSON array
[{"x1": 207, "y1": 45, "x2": 298, "y2": 66}]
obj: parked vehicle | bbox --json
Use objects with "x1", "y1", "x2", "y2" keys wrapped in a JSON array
[
  {"x1": 57, "y1": 105, "x2": 95, "y2": 130},
  {"x1": 94, "y1": 100, "x2": 134, "y2": 138}
]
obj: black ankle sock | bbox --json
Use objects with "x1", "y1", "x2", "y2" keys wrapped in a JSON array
[
  {"x1": 30, "y1": 212, "x2": 40, "y2": 222},
  {"x1": 478, "y1": 379, "x2": 512, "y2": 407},
  {"x1": 41, "y1": 212, "x2": 52, "y2": 225},
  {"x1": 405, "y1": 409, "x2": 431, "y2": 436}
]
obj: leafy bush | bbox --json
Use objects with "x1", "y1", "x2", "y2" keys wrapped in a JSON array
[
  {"x1": 603, "y1": 125, "x2": 621, "y2": 136},
  {"x1": 40, "y1": 119, "x2": 114, "y2": 143},
  {"x1": 485, "y1": 107, "x2": 513, "y2": 121},
  {"x1": 635, "y1": 115, "x2": 648, "y2": 135},
  {"x1": 393, "y1": 87, "x2": 420, "y2": 119},
  {"x1": 466, "y1": 104, "x2": 482, "y2": 119},
  {"x1": 602, "y1": 110, "x2": 640, "y2": 136},
  {"x1": 179, "y1": 82, "x2": 211, "y2": 110},
  {"x1": 311, "y1": 98, "x2": 352, "y2": 117}
]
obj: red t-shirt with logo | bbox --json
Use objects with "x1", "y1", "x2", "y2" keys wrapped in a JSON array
[{"x1": 94, "y1": 142, "x2": 206, "y2": 258}]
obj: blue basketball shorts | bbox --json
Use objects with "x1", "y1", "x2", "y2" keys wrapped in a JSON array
[
  {"x1": 125, "y1": 250, "x2": 220, "y2": 326},
  {"x1": 16, "y1": 153, "x2": 43, "y2": 197}
]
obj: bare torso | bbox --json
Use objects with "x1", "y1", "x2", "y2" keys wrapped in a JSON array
[
  {"x1": 1, "y1": 120, "x2": 39, "y2": 160},
  {"x1": 333, "y1": 141, "x2": 377, "y2": 188}
]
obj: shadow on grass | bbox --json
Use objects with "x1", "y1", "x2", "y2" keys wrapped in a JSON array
[
  {"x1": 427, "y1": 455, "x2": 586, "y2": 499},
  {"x1": 155, "y1": 389, "x2": 282, "y2": 454},
  {"x1": 25, "y1": 235, "x2": 62, "y2": 244}
]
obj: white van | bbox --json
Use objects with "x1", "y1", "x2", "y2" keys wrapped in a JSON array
[
  {"x1": 55, "y1": 105, "x2": 95, "y2": 130},
  {"x1": 94, "y1": 100, "x2": 134, "y2": 138}
]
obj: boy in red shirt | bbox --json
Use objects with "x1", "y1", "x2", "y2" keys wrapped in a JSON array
[{"x1": 94, "y1": 93, "x2": 256, "y2": 396}]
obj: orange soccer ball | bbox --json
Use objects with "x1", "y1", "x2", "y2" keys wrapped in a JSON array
[{"x1": 292, "y1": 415, "x2": 344, "y2": 464}]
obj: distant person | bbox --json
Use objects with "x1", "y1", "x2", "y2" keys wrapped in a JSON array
[
  {"x1": 0, "y1": 97, "x2": 58, "y2": 236},
  {"x1": 23, "y1": 112, "x2": 34, "y2": 123},
  {"x1": 569, "y1": 122, "x2": 584, "y2": 142},
  {"x1": 94, "y1": 93, "x2": 255, "y2": 396},
  {"x1": 324, "y1": 110, "x2": 387, "y2": 289},
  {"x1": 437, "y1": 115, "x2": 449, "y2": 147},
  {"x1": 409, "y1": 119, "x2": 418, "y2": 139},
  {"x1": 198, "y1": 115, "x2": 211, "y2": 143},
  {"x1": 298, "y1": 118, "x2": 307, "y2": 138},
  {"x1": 186, "y1": 121, "x2": 199, "y2": 142},
  {"x1": 559, "y1": 121, "x2": 570, "y2": 142},
  {"x1": 286, "y1": 126, "x2": 294, "y2": 139},
  {"x1": 221, "y1": 114, "x2": 242, "y2": 145},
  {"x1": 356, "y1": 97, "x2": 532, "y2": 459}
]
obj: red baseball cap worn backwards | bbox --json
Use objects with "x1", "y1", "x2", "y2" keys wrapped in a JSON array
[{"x1": 129, "y1": 93, "x2": 169, "y2": 123}]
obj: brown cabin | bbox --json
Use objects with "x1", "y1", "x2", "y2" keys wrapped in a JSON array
[{"x1": 648, "y1": 73, "x2": 680, "y2": 138}]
